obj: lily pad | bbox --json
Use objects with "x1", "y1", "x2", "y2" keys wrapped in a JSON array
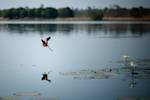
[{"x1": 13, "y1": 91, "x2": 41, "y2": 96}]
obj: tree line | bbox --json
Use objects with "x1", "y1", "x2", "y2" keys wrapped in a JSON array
[
  {"x1": 103, "y1": 5, "x2": 150, "y2": 18},
  {"x1": 74, "y1": 5, "x2": 150, "y2": 20},
  {"x1": 0, "y1": 6, "x2": 74, "y2": 19},
  {"x1": 0, "y1": 5, "x2": 150, "y2": 20}
]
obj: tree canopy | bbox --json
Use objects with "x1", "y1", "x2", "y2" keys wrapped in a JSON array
[
  {"x1": 0, "y1": 5, "x2": 150, "y2": 20},
  {"x1": 58, "y1": 7, "x2": 74, "y2": 18}
]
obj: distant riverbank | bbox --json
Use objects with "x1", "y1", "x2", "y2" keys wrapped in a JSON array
[
  {"x1": 1, "y1": 17, "x2": 150, "y2": 22},
  {"x1": 0, "y1": 17, "x2": 91, "y2": 21},
  {"x1": 103, "y1": 16, "x2": 150, "y2": 21}
]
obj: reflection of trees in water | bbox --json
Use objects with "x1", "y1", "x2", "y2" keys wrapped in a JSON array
[
  {"x1": 130, "y1": 24, "x2": 150, "y2": 35},
  {"x1": 103, "y1": 24, "x2": 150, "y2": 36},
  {"x1": 0, "y1": 23, "x2": 150, "y2": 38},
  {"x1": 66, "y1": 23, "x2": 150, "y2": 38},
  {"x1": 0, "y1": 24, "x2": 57, "y2": 34},
  {"x1": 56, "y1": 24, "x2": 74, "y2": 35},
  {"x1": 81, "y1": 24, "x2": 150, "y2": 38},
  {"x1": 0, "y1": 24, "x2": 74, "y2": 34}
]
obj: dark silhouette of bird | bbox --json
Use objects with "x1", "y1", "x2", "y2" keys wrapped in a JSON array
[
  {"x1": 41, "y1": 73, "x2": 51, "y2": 83},
  {"x1": 41, "y1": 36, "x2": 53, "y2": 51},
  {"x1": 41, "y1": 36, "x2": 51, "y2": 47}
]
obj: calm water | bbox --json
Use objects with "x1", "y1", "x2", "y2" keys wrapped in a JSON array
[{"x1": 0, "y1": 21, "x2": 150, "y2": 100}]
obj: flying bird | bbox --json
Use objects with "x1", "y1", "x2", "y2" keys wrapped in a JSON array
[
  {"x1": 41, "y1": 36, "x2": 51, "y2": 47},
  {"x1": 41, "y1": 36, "x2": 53, "y2": 51}
]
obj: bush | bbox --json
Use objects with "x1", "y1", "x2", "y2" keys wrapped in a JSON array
[{"x1": 58, "y1": 7, "x2": 74, "y2": 18}]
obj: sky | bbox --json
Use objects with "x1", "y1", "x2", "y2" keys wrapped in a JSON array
[{"x1": 0, "y1": 0, "x2": 150, "y2": 9}]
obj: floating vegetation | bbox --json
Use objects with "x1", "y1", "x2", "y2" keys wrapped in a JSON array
[
  {"x1": 60, "y1": 68, "x2": 126, "y2": 80},
  {"x1": 112, "y1": 55, "x2": 150, "y2": 69},
  {"x1": 117, "y1": 97, "x2": 150, "y2": 100},
  {"x1": 0, "y1": 96, "x2": 20, "y2": 100},
  {"x1": 60, "y1": 66, "x2": 150, "y2": 80},
  {"x1": 60, "y1": 56, "x2": 150, "y2": 88},
  {"x1": 30, "y1": 96, "x2": 58, "y2": 100},
  {"x1": 13, "y1": 91, "x2": 41, "y2": 96},
  {"x1": 60, "y1": 67, "x2": 150, "y2": 88}
]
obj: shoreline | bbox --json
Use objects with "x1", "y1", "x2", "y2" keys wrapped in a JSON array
[
  {"x1": 1, "y1": 16, "x2": 150, "y2": 21},
  {"x1": 0, "y1": 17, "x2": 150, "y2": 24},
  {"x1": 103, "y1": 16, "x2": 150, "y2": 21}
]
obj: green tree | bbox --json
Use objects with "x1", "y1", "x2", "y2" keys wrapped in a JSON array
[
  {"x1": 130, "y1": 7, "x2": 143, "y2": 18},
  {"x1": 0, "y1": 10, "x2": 2, "y2": 17},
  {"x1": 17, "y1": 7, "x2": 28, "y2": 18},
  {"x1": 87, "y1": 7, "x2": 104, "y2": 20},
  {"x1": 28, "y1": 8, "x2": 36, "y2": 18},
  {"x1": 2, "y1": 9, "x2": 12, "y2": 18},
  {"x1": 44, "y1": 7, "x2": 58, "y2": 18},
  {"x1": 58, "y1": 7, "x2": 74, "y2": 18}
]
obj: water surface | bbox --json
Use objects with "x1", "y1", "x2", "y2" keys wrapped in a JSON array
[{"x1": 0, "y1": 21, "x2": 150, "y2": 100}]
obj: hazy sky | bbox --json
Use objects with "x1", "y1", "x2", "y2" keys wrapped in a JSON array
[{"x1": 0, "y1": 0, "x2": 150, "y2": 9}]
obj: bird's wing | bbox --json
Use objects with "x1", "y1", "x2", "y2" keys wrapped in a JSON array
[
  {"x1": 41, "y1": 76, "x2": 45, "y2": 80},
  {"x1": 41, "y1": 39, "x2": 46, "y2": 44},
  {"x1": 45, "y1": 75, "x2": 48, "y2": 80},
  {"x1": 46, "y1": 36, "x2": 51, "y2": 41}
]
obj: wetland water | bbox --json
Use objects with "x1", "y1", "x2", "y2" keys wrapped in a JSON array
[{"x1": 0, "y1": 21, "x2": 150, "y2": 100}]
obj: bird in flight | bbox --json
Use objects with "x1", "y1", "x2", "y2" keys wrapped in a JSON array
[
  {"x1": 41, "y1": 36, "x2": 51, "y2": 47},
  {"x1": 41, "y1": 36, "x2": 53, "y2": 51}
]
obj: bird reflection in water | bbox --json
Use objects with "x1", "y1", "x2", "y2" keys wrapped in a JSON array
[{"x1": 41, "y1": 72, "x2": 51, "y2": 83}]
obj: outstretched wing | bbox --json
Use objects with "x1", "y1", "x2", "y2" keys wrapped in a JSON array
[
  {"x1": 41, "y1": 39, "x2": 46, "y2": 44},
  {"x1": 41, "y1": 76, "x2": 45, "y2": 80},
  {"x1": 46, "y1": 36, "x2": 51, "y2": 41}
]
